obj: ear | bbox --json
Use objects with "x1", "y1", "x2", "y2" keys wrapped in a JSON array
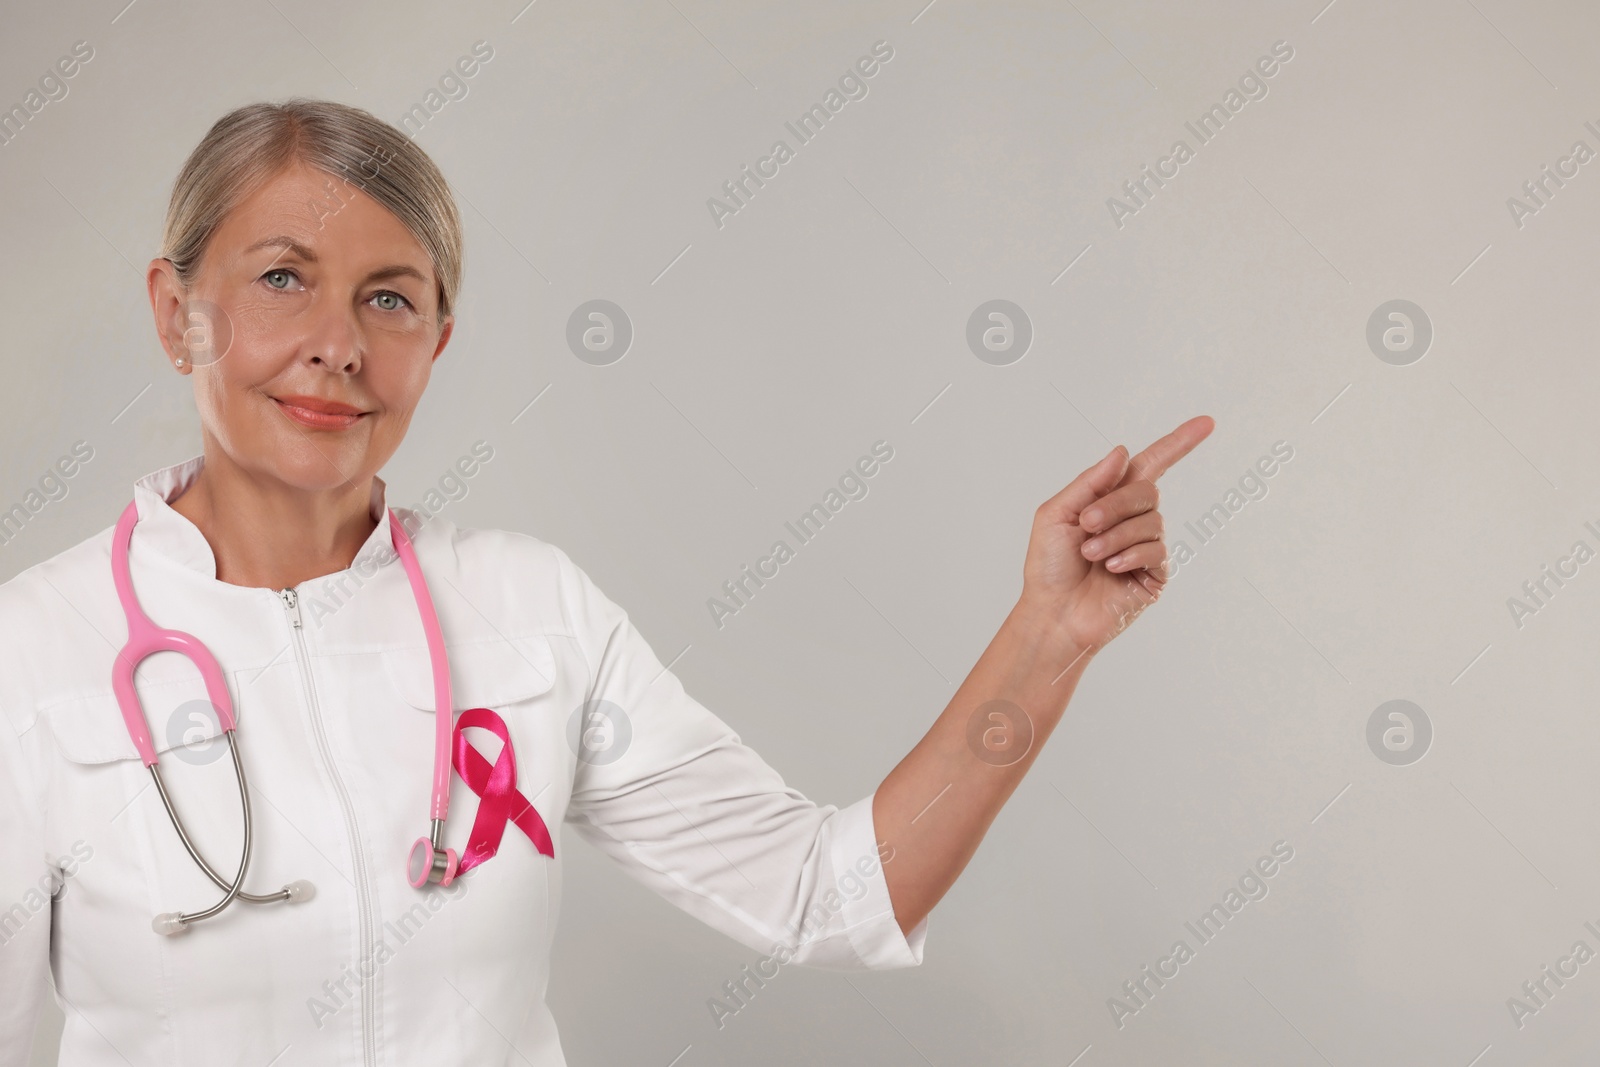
[
  {"x1": 147, "y1": 258, "x2": 188, "y2": 367},
  {"x1": 431, "y1": 315, "x2": 455, "y2": 364}
]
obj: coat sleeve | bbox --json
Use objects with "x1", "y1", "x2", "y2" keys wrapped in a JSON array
[
  {"x1": 0, "y1": 708, "x2": 53, "y2": 1061},
  {"x1": 552, "y1": 544, "x2": 926, "y2": 971}
]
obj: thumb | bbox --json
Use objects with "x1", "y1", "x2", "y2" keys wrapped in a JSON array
[{"x1": 1039, "y1": 443, "x2": 1130, "y2": 526}]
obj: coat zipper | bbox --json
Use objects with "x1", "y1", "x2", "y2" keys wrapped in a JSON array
[{"x1": 280, "y1": 587, "x2": 379, "y2": 1067}]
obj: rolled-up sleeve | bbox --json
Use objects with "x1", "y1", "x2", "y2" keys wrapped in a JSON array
[
  {"x1": 0, "y1": 709, "x2": 53, "y2": 1062},
  {"x1": 553, "y1": 545, "x2": 927, "y2": 971}
]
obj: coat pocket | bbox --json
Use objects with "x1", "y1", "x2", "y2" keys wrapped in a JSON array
[
  {"x1": 379, "y1": 635, "x2": 567, "y2": 956},
  {"x1": 380, "y1": 635, "x2": 571, "y2": 854},
  {"x1": 40, "y1": 661, "x2": 243, "y2": 765},
  {"x1": 380, "y1": 635, "x2": 558, "y2": 712}
]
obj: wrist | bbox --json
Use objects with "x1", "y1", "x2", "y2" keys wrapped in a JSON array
[{"x1": 1007, "y1": 595, "x2": 1097, "y2": 672}]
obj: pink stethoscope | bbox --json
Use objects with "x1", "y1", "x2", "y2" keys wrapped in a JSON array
[{"x1": 111, "y1": 499, "x2": 530, "y2": 937}]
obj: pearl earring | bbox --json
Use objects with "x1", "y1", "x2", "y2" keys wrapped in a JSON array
[{"x1": 175, "y1": 357, "x2": 185, "y2": 368}]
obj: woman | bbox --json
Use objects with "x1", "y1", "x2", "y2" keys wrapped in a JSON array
[{"x1": 0, "y1": 99, "x2": 1210, "y2": 1065}]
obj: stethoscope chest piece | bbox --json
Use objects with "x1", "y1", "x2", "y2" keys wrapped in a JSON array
[{"x1": 407, "y1": 824, "x2": 460, "y2": 888}]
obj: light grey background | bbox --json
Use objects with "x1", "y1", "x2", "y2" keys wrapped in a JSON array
[{"x1": 4, "y1": 0, "x2": 1599, "y2": 1063}]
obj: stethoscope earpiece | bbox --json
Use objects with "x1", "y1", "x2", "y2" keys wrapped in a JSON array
[
  {"x1": 152, "y1": 913, "x2": 189, "y2": 937},
  {"x1": 150, "y1": 877, "x2": 317, "y2": 937}
]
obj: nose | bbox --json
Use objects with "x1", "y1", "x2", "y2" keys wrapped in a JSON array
[{"x1": 301, "y1": 296, "x2": 364, "y2": 374}]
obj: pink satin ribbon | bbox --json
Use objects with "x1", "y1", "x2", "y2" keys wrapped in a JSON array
[{"x1": 452, "y1": 708, "x2": 554, "y2": 873}]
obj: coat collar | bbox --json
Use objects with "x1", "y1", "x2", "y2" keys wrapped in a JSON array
[{"x1": 130, "y1": 453, "x2": 397, "y2": 583}]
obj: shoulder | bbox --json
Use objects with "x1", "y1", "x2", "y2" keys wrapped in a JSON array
[
  {"x1": 0, "y1": 520, "x2": 118, "y2": 731},
  {"x1": 402, "y1": 511, "x2": 596, "y2": 639}
]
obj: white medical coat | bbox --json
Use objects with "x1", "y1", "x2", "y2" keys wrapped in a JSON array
[{"x1": 0, "y1": 455, "x2": 926, "y2": 1065}]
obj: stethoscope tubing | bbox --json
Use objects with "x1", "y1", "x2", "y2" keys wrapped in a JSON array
[
  {"x1": 111, "y1": 500, "x2": 478, "y2": 934},
  {"x1": 385, "y1": 512, "x2": 453, "y2": 823},
  {"x1": 112, "y1": 500, "x2": 306, "y2": 935},
  {"x1": 146, "y1": 737, "x2": 281, "y2": 916}
]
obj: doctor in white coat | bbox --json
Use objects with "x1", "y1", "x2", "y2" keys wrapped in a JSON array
[{"x1": 0, "y1": 98, "x2": 1212, "y2": 1065}]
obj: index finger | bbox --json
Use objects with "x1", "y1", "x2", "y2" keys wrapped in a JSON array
[{"x1": 1124, "y1": 415, "x2": 1215, "y2": 484}]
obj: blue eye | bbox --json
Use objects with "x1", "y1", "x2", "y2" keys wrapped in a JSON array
[
  {"x1": 371, "y1": 291, "x2": 411, "y2": 311},
  {"x1": 263, "y1": 268, "x2": 295, "y2": 289}
]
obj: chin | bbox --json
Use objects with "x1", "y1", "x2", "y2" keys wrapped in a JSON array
[{"x1": 254, "y1": 429, "x2": 379, "y2": 492}]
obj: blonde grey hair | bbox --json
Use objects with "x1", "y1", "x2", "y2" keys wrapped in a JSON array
[{"x1": 159, "y1": 98, "x2": 462, "y2": 324}]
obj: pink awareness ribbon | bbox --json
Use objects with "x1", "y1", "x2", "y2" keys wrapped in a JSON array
[{"x1": 452, "y1": 707, "x2": 554, "y2": 873}]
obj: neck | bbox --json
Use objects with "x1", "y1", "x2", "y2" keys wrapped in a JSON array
[{"x1": 170, "y1": 449, "x2": 379, "y2": 591}]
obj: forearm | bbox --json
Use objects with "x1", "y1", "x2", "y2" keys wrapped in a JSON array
[{"x1": 872, "y1": 596, "x2": 1096, "y2": 935}]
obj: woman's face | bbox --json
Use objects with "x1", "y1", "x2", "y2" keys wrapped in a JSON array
[{"x1": 148, "y1": 160, "x2": 453, "y2": 494}]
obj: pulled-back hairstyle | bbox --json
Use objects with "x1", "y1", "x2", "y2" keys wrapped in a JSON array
[{"x1": 159, "y1": 98, "x2": 462, "y2": 324}]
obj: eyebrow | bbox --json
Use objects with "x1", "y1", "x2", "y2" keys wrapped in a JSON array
[{"x1": 244, "y1": 235, "x2": 430, "y2": 287}]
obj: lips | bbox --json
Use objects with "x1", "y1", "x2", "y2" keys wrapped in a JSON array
[{"x1": 272, "y1": 394, "x2": 369, "y2": 430}]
